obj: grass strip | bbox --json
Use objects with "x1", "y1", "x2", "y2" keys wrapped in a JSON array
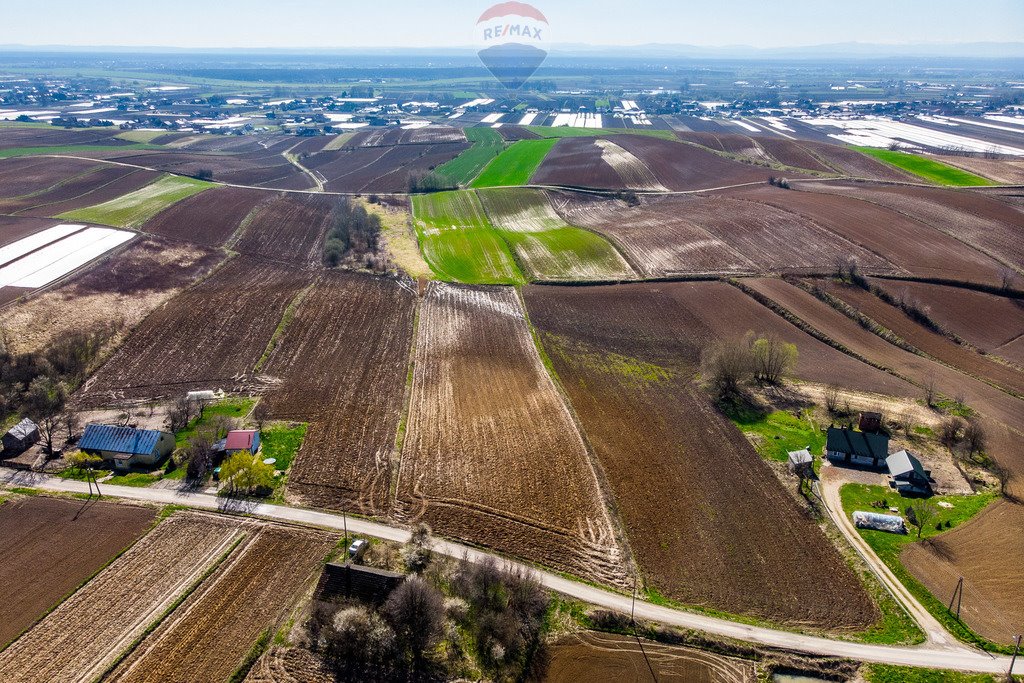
[{"x1": 854, "y1": 147, "x2": 995, "y2": 186}]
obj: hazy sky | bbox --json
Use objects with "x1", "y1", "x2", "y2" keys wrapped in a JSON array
[{"x1": 1, "y1": 0, "x2": 1021, "y2": 48}]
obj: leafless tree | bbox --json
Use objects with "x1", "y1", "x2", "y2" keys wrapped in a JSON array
[
  {"x1": 403, "y1": 522, "x2": 434, "y2": 574},
  {"x1": 824, "y1": 384, "x2": 840, "y2": 415},
  {"x1": 750, "y1": 333, "x2": 798, "y2": 385},
  {"x1": 923, "y1": 374, "x2": 937, "y2": 408},
  {"x1": 998, "y1": 266, "x2": 1017, "y2": 292},
  {"x1": 62, "y1": 411, "x2": 80, "y2": 446},
  {"x1": 940, "y1": 416, "x2": 965, "y2": 447},
  {"x1": 24, "y1": 376, "x2": 68, "y2": 455},
  {"x1": 908, "y1": 500, "x2": 939, "y2": 539},
  {"x1": 704, "y1": 339, "x2": 754, "y2": 400},
  {"x1": 382, "y1": 577, "x2": 445, "y2": 676},
  {"x1": 252, "y1": 400, "x2": 270, "y2": 431},
  {"x1": 963, "y1": 420, "x2": 986, "y2": 457},
  {"x1": 899, "y1": 408, "x2": 916, "y2": 437}
]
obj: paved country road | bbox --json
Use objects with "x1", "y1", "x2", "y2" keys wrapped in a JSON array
[{"x1": 2, "y1": 469, "x2": 1019, "y2": 676}]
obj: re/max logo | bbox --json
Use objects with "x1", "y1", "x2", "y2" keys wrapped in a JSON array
[{"x1": 483, "y1": 24, "x2": 543, "y2": 40}]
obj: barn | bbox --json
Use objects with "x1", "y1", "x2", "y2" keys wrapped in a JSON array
[
  {"x1": 887, "y1": 450, "x2": 933, "y2": 496},
  {"x1": 826, "y1": 426, "x2": 889, "y2": 468},
  {"x1": 2, "y1": 418, "x2": 40, "y2": 456},
  {"x1": 225, "y1": 429, "x2": 261, "y2": 456},
  {"x1": 78, "y1": 424, "x2": 175, "y2": 470}
]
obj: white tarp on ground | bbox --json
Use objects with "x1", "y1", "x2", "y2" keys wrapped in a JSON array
[
  {"x1": 518, "y1": 112, "x2": 539, "y2": 126},
  {"x1": 804, "y1": 116, "x2": 1024, "y2": 155},
  {"x1": 0, "y1": 224, "x2": 84, "y2": 268},
  {"x1": 731, "y1": 119, "x2": 761, "y2": 132},
  {"x1": 0, "y1": 226, "x2": 133, "y2": 288},
  {"x1": 551, "y1": 112, "x2": 603, "y2": 128},
  {"x1": 481, "y1": 113, "x2": 504, "y2": 123},
  {"x1": 853, "y1": 510, "x2": 907, "y2": 534}
]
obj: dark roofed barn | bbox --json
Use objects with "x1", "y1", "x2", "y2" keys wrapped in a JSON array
[
  {"x1": 78, "y1": 424, "x2": 175, "y2": 470},
  {"x1": 826, "y1": 426, "x2": 889, "y2": 469}
]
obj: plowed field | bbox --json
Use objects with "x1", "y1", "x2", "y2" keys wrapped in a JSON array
[
  {"x1": 0, "y1": 156, "x2": 107, "y2": 198},
  {"x1": 550, "y1": 190, "x2": 892, "y2": 277},
  {"x1": 902, "y1": 499, "x2": 1024, "y2": 645},
  {"x1": 233, "y1": 192, "x2": 336, "y2": 265},
  {"x1": 303, "y1": 142, "x2": 470, "y2": 193},
  {"x1": 397, "y1": 283, "x2": 624, "y2": 583},
  {"x1": 524, "y1": 283, "x2": 879, "y2": 629},
  {"x1": 531, "y1": 137, "x2": 666, "y2": 190},
  {"x1": 720, "y1": 186, "x2": 1006, "y2": 286},
  {"x1": 143, "y1": 186, "x2": 271, "y2": 246},
  {"x1": 0, "y1": 214, "x2": 56, "y2": 247},
  {"x1": 0, "y1": 497, "x2": 155, "y2": 648},
  {"x1": 110, "y1": 525, "x2": 337, "y2": 683},
  {"x1": 80, "y1": 257, "x2": 310, "y2": 403},
  {"x1": 262, "y1": 272, "x2": 416, "y2": 514},
  {"x1": 0, "y1": 513, "x2": 244, "y2": 683}
]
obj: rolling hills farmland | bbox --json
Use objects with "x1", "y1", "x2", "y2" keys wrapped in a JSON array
[{"x1": 471, "y1": 137, "x2": 559, "y2": 187}]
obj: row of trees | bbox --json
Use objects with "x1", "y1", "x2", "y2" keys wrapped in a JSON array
[{"x1": 323, "y1": 199, "x2": 387, "y2": 271}]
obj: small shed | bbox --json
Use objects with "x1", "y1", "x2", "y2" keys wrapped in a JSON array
[
  {"x1": 787, "y1": 448, "x2": 814, "y2": 477},
  {"x1": 225, "y1": 430, "x2": 260, "y2": 456},
  {"x1": 826, "y1": 426, "x2": 889, "y2": 469},
  {"x1": 79, "y1": 424, "x2": 175, "y2": 470},
  {"x1": 315, "y1": 562, "x2": 404, "y2": 605},
  {"x1": 859, "y1": 411, "x2": 883, "y2": 434},
  {"x1": 887, "y1": 450, "x2": 933, "y2": 496},
  {"x1": 2, "y1": 418, "x2": 39, "y2": 456}
]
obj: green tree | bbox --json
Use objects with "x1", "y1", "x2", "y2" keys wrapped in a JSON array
[{"x1": 219, "y1": 451, "x2": 275, "y2": 496}]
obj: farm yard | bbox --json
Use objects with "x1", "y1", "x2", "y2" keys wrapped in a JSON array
[
  {"x1": 261, "y1": 272, "x2": 416, "y2": 514},
  {"x1": 0, "y1": 512, "x2": 245, "y2": 683},
  {"x1": 109, "y1": 525, "x2": 337, "y2": 683},
  {"x1": 0, "y1": 496, "x2": 155, "y2": 648},
  {"x1": 523, "y1": 283, "x2": 880, "y2": 629},
  {"x1": 397, "y1": 283, "x2": 625, "y2": 584}
]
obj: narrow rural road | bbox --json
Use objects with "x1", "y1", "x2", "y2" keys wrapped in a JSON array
[
  {"x1": 2, "y1": 470, "x2": 1019, "y2": 675},
  {"x1": 816, "y1": 467, "x2": 959, "y2": 649}
]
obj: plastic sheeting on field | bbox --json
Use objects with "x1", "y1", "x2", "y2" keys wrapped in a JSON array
[{"x1": 853, "y1": 510, "x2": 907, "y2": 534}]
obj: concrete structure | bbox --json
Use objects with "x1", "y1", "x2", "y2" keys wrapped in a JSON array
[{"x1": 78, "y1": 424, "x2": 175, "y2": 470}]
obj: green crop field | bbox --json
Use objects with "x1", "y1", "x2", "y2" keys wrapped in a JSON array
[
  {"x1": 471, "y1": 138, "x2": 558, "y2": 188},
  {"x1": 0, "y1": 142, "x2": 158, "y2": 159},
  {"x1": 411, "y1": 190, "x2": 524, "y2": 284},
  {"x1": 854, "y1": 147, "x2": 995, "y2": 186},
  {"x1": 477, "y1": 188, "x2": 634, "y2": 281},
  {"x1": 526, "y1": 126, "x2": 678, "y2": 140},
  {"x1": 60, "y1": 173, "x2": 212, "y2": 228},
  {"x1": 434, "y1": 127, "x2": 506, "y2": 186}
]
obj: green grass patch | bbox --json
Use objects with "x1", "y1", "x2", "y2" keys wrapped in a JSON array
[
  {"x1": 854, "y1": 147, "x2": 995, "y2": 186},
  {"x1": 471, "y1": 138, "x2": 558, "y2": 188},
  {"x1": 105, "y1": 472, "x2": 162, "y2": 487},
  {"x1": 476, "y1": 188, "x2": 634, "y2": 281},
  {"x1": 175, "y1": 397, "x2": 256, "y2": 448},
  {"x1": 0, "y1": 143, "x2": 159, "y2": 159},
  {"x1": 60, "y1": 173, "x2": 212, "y2": 228},
  {"x1": 526, "y1": 126, "x2": 677, "y2": 140},
  {"x1": 115, "y1": 130, "x2": 167, "y2": 143},
  {"x1": 864, "y1": 664, "x2": 1004, "y2": 683},
  {"x1": 839, "y1": 483, "x2": 1008, "y2": 652},
  {"x1": 728, "y1": 408, "x2": 825, "y2": 463},
  {"x1": 56, "y1": 467, "x2": 112, "y2": 481},
  {"x1": 434, "y1": 127, "x2": 507, "y2": 186},
  {"x1": 411, "y1": 190, "x2": 524, "y2": 284},
  {"x1": 260, "y1": 423, "x2": 306, "y2": 472}
]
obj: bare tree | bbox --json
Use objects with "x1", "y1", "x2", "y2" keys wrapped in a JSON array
[
  {"x1": 999, "y1": 266, "x2": 1017, "y2": 292},
  {"x1": 61, "y1": 411, "x2": 80, "y2": 446},
  {"x1": 403, "y1": 522, "x2": 433, "y2": 574},
  {"x1": 940, "y1": 416, "x2": 964, "y2": 448},
  {"x1": 899, "y1": 407, "x2": 916, "y2": 438},
  {"x1": 824, "y1": 384, "x2": 840, "y2": 415},
  {"x1": 963, "y1": 420, "x2": 987, "y2": 457},
  {"x1": 704, "y1": 339, "x2": 754, "y2": 400},
  {"x1": 908, "y1": 500, "x2": 939, "y2": 539},
  {"x1": 252, "y1": 400, "x2": 270, "y2": 432},
  {"x1": 750, "y1": 334, "x2": 798, "y2": 385},
  {"x1": 24, "y1": 376, "x2": 68, "y2": 455},
  {"x1": 923, "y1": 374, "x2": 937, "y2": 408},
  {"x1": 184, "y1": 434, "x2": 213, "y2": 485}
]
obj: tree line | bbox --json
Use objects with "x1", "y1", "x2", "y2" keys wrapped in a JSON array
[{"x1": 323, "y1": 198, "x2": 388, "y2": 272}]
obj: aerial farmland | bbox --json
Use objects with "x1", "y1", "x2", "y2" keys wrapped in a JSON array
[{"x1": 2, "y1": 23, "x2": 1024, "y2": 682}]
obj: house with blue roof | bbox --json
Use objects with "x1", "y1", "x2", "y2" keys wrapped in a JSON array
[{"x1": 78, "y1": 424, "x2": 175, "y2": 470}]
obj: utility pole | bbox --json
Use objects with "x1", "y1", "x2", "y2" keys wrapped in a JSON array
[
  {"x1": 343, "y1": 510, "x2": 348, "y2": 550},
  {"x1": 947, "y1": 577, "x2": 964, "y2": 619},
  {"x1": 631, "y1": 573, "x2": 637, "y2": 625},
  {"x1": 1010, "y1": 634, "x2": 1021, "y2": 679}
]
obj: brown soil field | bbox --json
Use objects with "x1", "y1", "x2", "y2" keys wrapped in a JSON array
[
  {"x1": 110, "y1": 525, "x2": 337, "y2": 683},
  {"x1": 396, "y1": 283, "x2": 625, "y2": 584},
  {"x1": 795, "y1": 141, "x2": 919, "y2": 181},
  {"x1": 997, "y1": 336, "x2": 1024, "y2": 368},
  {"x1": 79, "y1": 257, "x2": 310, "y2": 404},
  {"x1": 303, "y1": 142, "x2": 470, "y2": 193},
  {"x1": 549, "y1": 190, "x2": 893, "y2": 277},
  {"x1": 866, "y1": 279, "x2": 1024, "y2": 357},
  {"x1": 934, "y1": 155, "x2": 1024, "y2": 185},
  {"x1": 545, "y1": 631, "x2": 755, "y2": 683},
  {"x1": 0, "y1": 214, "x2": 57, "y2": 246},
  {"x1": 2, "y1": 237, "x2": 223, "y2": 353},
  {"x1": 754, "y1": 137, "x2": 837, "y2": 173},
  {"x1": 720, "y1": 186, "x2": 1006, "y2": 286},
  {"x1": 745, "y1": 278, "x2": 1024, "y2": 488},
  {"x1": 609, "y1": 134, "x2": 789, "y2": 191},
  {"x1": 660, "y1": 280, "x2": 915, "y2": 396},
  {"x1": 827, "y1": 282, "x2": 1024, "y2": 396},
  {"x1": 0, "y1": 496, "x2": 155, "y2": 648},
  {"x1": 524, "y1": 283, "x2": 879, "y2": 629},
  {"x1": 233, "y1": 192, "x2": 337, "y2": 265},
  {"x1": 0, "y1": 126, "x2": 124, "y2": 150},
  {"x1": 105, "y1": 150, "x2": 314, "y2": 191},
  {"x1": 0, "y1": 164, "x2": 129, "y2": 214},
  {"x1": 803, "y1": 182, "x2": 1024, "y2": 271},
  {"x1": 262, "y1": 272, "x2": 416, "y2": 514},
  {"x1": 244, "y1": 646, "x2": 332, "y2": 683},
  {"x1": 0, "y1": 513, "x2": 244, "y2": 683},
  {"x1": 348, "y1": 126, "x2": 466, "y2": 146},
  {"x1": 531, "y1": 137, "x2": 665, "y2": 190},
  {"x1": 18, "y1": 168, "x2": 163, "y2": 217},
  {"x1": 0, "y1": 156, "x2": 106, "y2": 198},
  {"x1": 497, "y1": 125, "x2": 542, "y2": 141},
  {"x1": 143, "y1": 185, "x2": 272, "y2": 245},
  {"x1": 902, "y1": 499, "x2": 1024, "y2": 645},
  {"x1": 676, "y1": 131, "x2": 762, "y2": 158}
]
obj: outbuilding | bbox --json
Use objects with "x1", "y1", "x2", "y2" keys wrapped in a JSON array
[
  {"x1": 826, "y1": 426, "x2": 889, "y2": 468},
  {"x1": 224, "y1": 430, "x2": 261, "y2": 456},
  {"x1": 2, "y1": 418, "x2": 40, "y2": 456},
  {"x1": 787, "y1": 448, "x2": 814, "y2": 477},
  {"x1": 887, "y1": 449, "x2": 933, "y2": 496},
  {"x1": 78, "y1": 424, "x2": 175, "y2": 470}
]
